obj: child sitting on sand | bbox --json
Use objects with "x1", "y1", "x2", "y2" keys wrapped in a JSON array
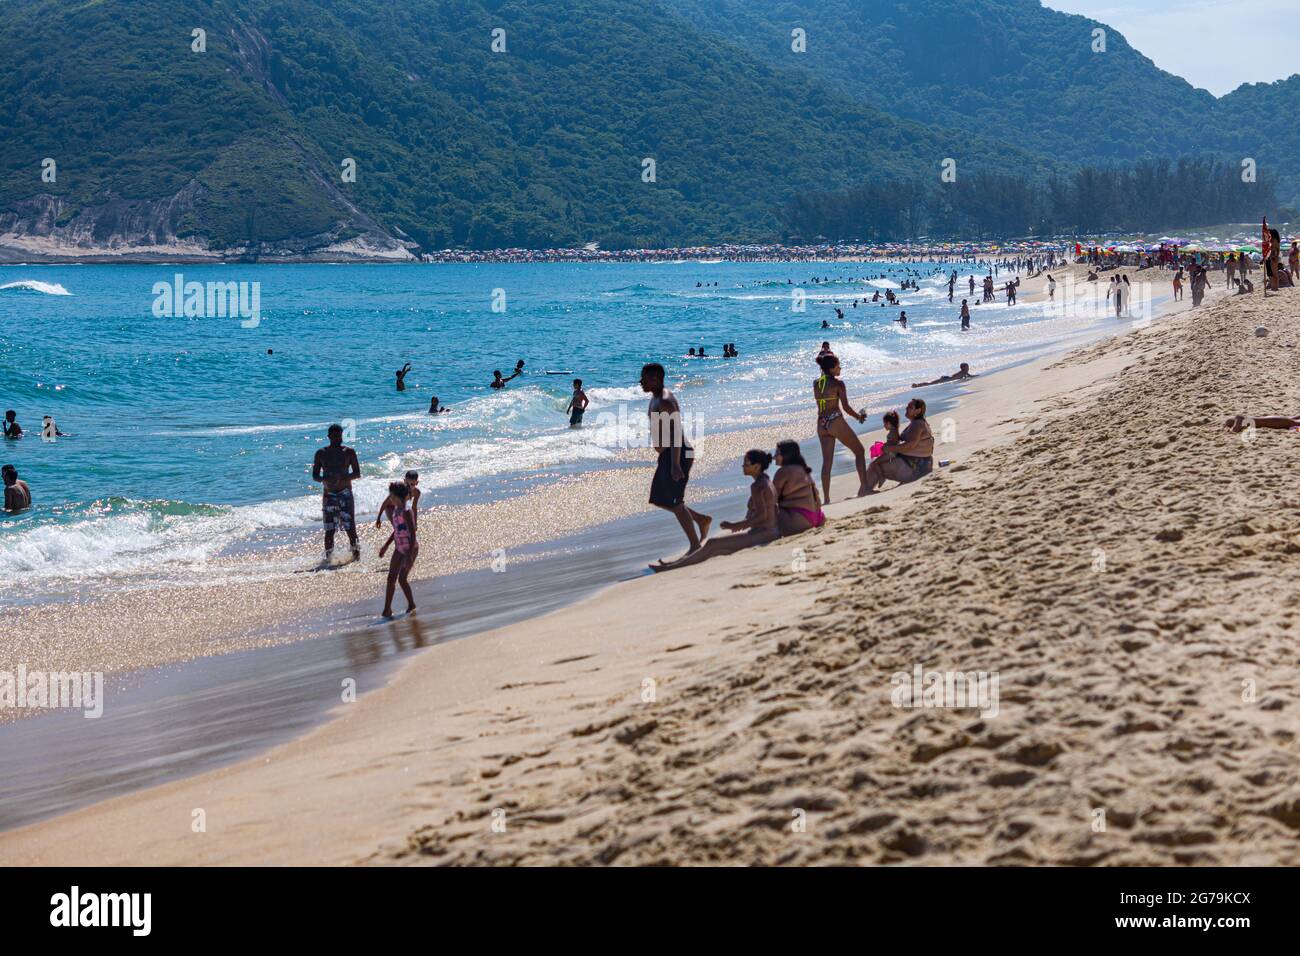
[
  {"x1": 882, "y1": 410, "x2": 901, "y2": 445},
  {"x1": 651, "y1": 449, "x2": 780, "y2": 572}
]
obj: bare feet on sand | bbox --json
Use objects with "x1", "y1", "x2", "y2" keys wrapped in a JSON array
[{"x1": 695, "y1": 514, "x2": 712, "y2": 542}]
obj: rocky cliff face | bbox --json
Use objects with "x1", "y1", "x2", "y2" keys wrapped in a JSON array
[{"x1": 0, "y1": 189, "x2": 417, "y2": 263}]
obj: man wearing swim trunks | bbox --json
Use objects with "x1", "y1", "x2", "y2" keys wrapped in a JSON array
[
  {"x1": 312, "y1": 424, "x2": 361, "y2": 560},
  {"x1": 641, "y1": 363, "x2": 710, "y2": 555}
]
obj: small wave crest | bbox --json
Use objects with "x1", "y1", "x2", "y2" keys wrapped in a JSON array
[{"x1": 0, "y1": 279, "x2": 72, "y2": 296}]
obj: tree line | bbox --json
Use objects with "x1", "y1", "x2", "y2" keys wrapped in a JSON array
[{"x1": 781, "y1": 157, "x2": 1293, "y2": 241}]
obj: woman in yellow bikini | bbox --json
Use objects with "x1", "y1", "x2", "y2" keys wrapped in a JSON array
[{"x1": 814, "y1": 353, "x2": 869, "y2": 502}]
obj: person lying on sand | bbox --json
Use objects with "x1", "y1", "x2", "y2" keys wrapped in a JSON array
[
  {"x1": 1224, "y1": 414, "x2": 1300, "y2": 433},
  {"x1": 650, "y1": 449, "x2": 780, "y2": 572},
  {"x1": 912, "y1": 363, "x2": 973, "y2": 388},
  {"x1": 862, "y1": 398, "x2": 934, "y2": 493}
]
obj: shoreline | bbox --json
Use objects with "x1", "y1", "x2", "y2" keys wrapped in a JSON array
[
  {"x1": 4, "y1": 262, "x2": 1264, "y2": 864},
  {"x1": 3, "y1": 257, "x2": 1087, "y2": 673}
]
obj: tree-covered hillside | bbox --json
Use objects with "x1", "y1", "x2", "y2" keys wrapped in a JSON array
[
  {"x1": 665, "y1": 0, "x2": 1300, "y2": 206},
  {"x1": 0, "y1": 0, "x2": 1291, "y2": 255},
  {"x1": 0, "y1": 0, "x2": 1050, "y2": 253}
]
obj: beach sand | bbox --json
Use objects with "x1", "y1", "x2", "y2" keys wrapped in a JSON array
[{"x1": 7, "y1": 266, "x2": 1297, "y2": 866}]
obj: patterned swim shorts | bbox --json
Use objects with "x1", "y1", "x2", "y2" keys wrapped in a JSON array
[{"x1": 322, "y1": 489, "x2": 356, "y2": 534}]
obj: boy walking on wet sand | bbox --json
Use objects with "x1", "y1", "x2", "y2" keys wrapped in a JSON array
[{"x1": 640, "y1": 363, "x2": 710, "y2": 556}]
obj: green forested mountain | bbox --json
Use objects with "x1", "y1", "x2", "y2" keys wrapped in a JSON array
[
  {"x1": 0, "y1": 0, "x2": 1293, "y2": 256},
  {"x1": 0, "y1": 0, "x2": 1048, "y2": 255},
  {"x1": 665, "y1": 0, "x2": 1300, "y2": 207}
]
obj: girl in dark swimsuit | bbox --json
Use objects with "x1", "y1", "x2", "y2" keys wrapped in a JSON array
[{"x1": 814, "y1": 354, "x2": 868, "y2": 502}]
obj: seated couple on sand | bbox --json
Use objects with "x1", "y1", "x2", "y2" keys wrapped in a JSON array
[{"x1": 651, "y1": 440, "x2": 825, "y2": 572}]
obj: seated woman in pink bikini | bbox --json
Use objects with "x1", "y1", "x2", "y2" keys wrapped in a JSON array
[
  {"x1": 773, "y1": 439, "x2": 825, "y2": 534},
  {"x1": 651, "y1": 449, "x2": 781, "y2": 572}
]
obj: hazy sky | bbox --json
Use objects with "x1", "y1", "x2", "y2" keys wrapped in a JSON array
[{"x1": 1042, "y1": 0, "x2": 1300, "y2": 96}]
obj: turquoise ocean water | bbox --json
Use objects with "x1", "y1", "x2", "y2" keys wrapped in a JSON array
[{"x1": 0, "y1": 260, "x2": 1106, "y2": 600}]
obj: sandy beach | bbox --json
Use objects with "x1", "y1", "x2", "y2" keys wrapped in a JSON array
[{"x1": 6, "y1": 264, "x2": 1297, "y2": 866}]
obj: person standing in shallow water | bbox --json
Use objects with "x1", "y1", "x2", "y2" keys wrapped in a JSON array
[
  {"x1": 566, "y1": 378, "x2": 588, "y2": 427},
  {"x1": 312, "y1": 424, "x2": 362, "y2": 561},
  {"x1": 2, "y1": 464, "x2": 31, "y2": 513},
  {"x1": 640, "y1": 362, "x2": 711, "y2": 558}
]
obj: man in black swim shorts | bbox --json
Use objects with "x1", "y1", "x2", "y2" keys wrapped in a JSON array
[{"x1": 641, "y1": 363, "x2": 711, "y2": 556}]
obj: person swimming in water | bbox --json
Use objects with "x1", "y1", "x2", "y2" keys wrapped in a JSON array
[
  {"x1": 396, "y1": 363, "x2": 411, "y2": 391},
  {"x1": 566, "y1": 378, "x2": 589, "y2": 427},
  {"x1": 651, "y1": 449, "x2": 780, "y2": 571},
  {"x1": 813, "y1": 354, "x2": 869, "y2": 502},
  {"x1": 895, "y1": 310, "x2": 907, "y2": 328},
  {"x1": 428, "y1": 395, "x2": 449, "y2": 413},
  {"x1": 3, "y1": 410, "x2": 21, "y2": 439},
  {"x1": 2, "y1": 463, "x2": 31, "y2": 513},
  {"x1": 41, "y1": 415, "x2": 67, "y2": 440},
  {"x1": 491, "y1": 361, "x2": 524, "y2": 389}
]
